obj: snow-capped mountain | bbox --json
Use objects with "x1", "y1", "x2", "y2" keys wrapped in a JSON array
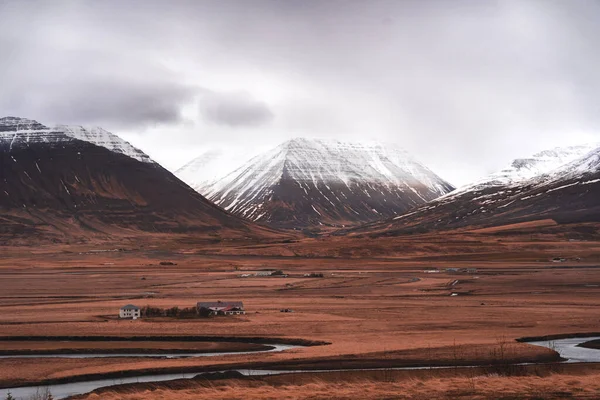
[
  {"x1": 57, "y1": 125, "x2": 153, "y2": 163},
  {"x1": 175, "y1": 148, "x2": 258, "y2": 194},
  {"x1": 195, "y1": 138, "x2": 454, "y2": 228},
  {"x1": 0, "y1": 116, "x2": 269, "y2": 242},
  {"x1": 446, "y1": 143, "x2": 599, "y2": 197},
  {"x1": 540, "y1": 147, "x2": 600, "y2": 184},
  {"x1": 0, "y1": 117, "x2": 153, "y2": 163},
  {"x1": 347, "y1": 143, "x2": 600, "y2": 236}
]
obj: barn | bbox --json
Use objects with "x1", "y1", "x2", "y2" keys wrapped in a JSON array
[{"x1": 197, "y1": 301, "x2": 245, "y2": 315}]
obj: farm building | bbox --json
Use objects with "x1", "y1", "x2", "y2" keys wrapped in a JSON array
[
  {"x1": 197, "y1": 301, "x2": 245, "y2": 315},
  {"x1": 255, "y1": 271, "x2": 273, "y2": 277},
  {"x1": 119, "y1": 304, "x2": 141, "y2": 319}
]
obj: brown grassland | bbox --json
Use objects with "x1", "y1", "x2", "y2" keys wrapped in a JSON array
[{"x1": 1, "y1": 226, "x2": 600, "y2": 398}]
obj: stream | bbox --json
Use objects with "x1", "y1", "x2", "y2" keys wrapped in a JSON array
[{"x1": 1, "y1": 336, "x2": 599, "y2": 400}]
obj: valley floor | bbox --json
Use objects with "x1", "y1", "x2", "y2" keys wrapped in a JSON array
[{"x1": 0, "y1": 233, "x2": 599, "y2": 398}]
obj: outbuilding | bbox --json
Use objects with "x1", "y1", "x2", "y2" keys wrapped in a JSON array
[{"x1": 197, "y1": 301, "x2": 245, "y2": 316}]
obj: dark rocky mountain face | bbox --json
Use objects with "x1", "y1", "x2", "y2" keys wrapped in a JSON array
[
  {"x1": 218, "y1": 173, "x2": 443, "y2": 230},
  {"x1": 0, "y1": 117, "x2": 267, "y2": 242}
]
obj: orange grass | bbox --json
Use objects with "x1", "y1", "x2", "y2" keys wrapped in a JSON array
[{"x1": 78, "y1": 372, "x2": 600, "y2": 400}]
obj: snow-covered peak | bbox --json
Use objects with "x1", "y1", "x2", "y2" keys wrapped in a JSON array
[
  {"x1": 280, "y1": 138, "x2": 447, "y2": 189},
  {"x1": 56, "y1": 125, "x2": 153, "y2": 163},
  {"x1": 0, "y1": 116, "x2": 49, "y2": 132},
  {"x1": 203, "y1": 137, "x2": 454, "y2": 214},
  {"x1": 175, "y1": 148, "x2": 259, "y2": 192},
  {"x1": 499, "y1": 144, "x2": 600, "y2": 181},
  {"x1": 0, "y1": 117, "x2": 68, "y2": 149},
  {"x1": 192, "y1": 137, "x2": 456, "y2": 226},
  {"x1": 539, "y1": 147, "x2": 600, "y2": 183},
  {"x1": 445, "y1": 143, "x2": 600, "y2": 197},
  {"x1": 0, "y1": 117, "x2": 153, "y2": 164}
]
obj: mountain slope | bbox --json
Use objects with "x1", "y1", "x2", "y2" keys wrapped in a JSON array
[
  {"x1": 58, "y1": 125, "x2": 154, "y2": 163},
  {"x1": 449, "y1": 143, "x2": 599, "y2": 196},
  {"x1": 0, "y1": 117, "x2": 271, "y2": 243},
  {"x1": 346, "y1": 144, "x2": 600, "y2": 236},
  {"x1": 175, "y1": 148, "x2": 257, "y2": 194},
  {"x1": 195, "y1": 138, "x2": 454, "y2": 228}
]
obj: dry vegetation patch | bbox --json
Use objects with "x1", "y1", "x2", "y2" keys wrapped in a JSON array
[{"x1": 75, "y1": 366, "x2": 600, "y2": 400}]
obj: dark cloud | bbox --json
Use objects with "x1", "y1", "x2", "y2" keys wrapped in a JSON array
[{"x1": 199, "y1": 91, "x2": 274, "y2": 127}]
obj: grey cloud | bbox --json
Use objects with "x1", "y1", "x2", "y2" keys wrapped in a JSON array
[
  {"x1": 0, "y1": 47, "x2": 197, "y2": 129},
  {"x1": 5, "y1": 78, "x2": 196, "y2": 130},
  {"x1": 199, "y1": 91, "x2": 274, "y2": 127},
  {"x1": 1, "y1": 0, "x2": 600, "y2": 184}
]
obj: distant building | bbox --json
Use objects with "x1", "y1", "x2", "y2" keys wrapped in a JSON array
[
  {"x1": 197, "y1": 301, "x2": 245, "y2": 315},
  {"x1": 255, "y1": 271, "x2": 273, "y2": 277},
  {"x1": 119, "y1": 304, "x2": 140, "y2": 319}
]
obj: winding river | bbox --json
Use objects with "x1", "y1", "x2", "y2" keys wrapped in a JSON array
[
  {"x1": 527, "y1": 336, "x2": 600, "y2": 363},
  {"x1": 1, "y1": 337, "x2": 599, "y2": 400}
]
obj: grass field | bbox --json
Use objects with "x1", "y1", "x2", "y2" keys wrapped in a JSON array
[{"x1": 1, "y1": 230, "x2": 599, "y2": 398}]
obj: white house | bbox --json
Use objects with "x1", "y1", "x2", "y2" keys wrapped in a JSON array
[{"x1": 119, "y1": 304, "x2": 141, "y2": 319}]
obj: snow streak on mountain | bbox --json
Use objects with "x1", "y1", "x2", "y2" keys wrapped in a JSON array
[{"x1": 183, "y1": 138, "x2": 454, "y2": 228}]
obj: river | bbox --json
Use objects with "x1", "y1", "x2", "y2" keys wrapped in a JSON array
[{"x1": 1, "y1": 336, "x2": 599, "y2": 400}]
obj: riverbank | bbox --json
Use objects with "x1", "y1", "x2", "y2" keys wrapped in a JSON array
[
  {"x1": 0, "y1": 341, "x2": 558, "y2": 389},
  {"x1": 0, "y1": 335, "x2": 328, "y2": 346},
  {"x1": 0, "y1": 334, "x2": 328, "y2": 357},
  {"x1": 517, "y1": 333, "x2": 600, "y2": 343},
  {"x1": 0, "y1": 342, "x2": 273, "y2": 356},
  {"x1": 578, "y1": 339, "x2": 600, "y2": 350},
  {"x1": 69, "y1": 363, "x2": 600, "y2": 400}
]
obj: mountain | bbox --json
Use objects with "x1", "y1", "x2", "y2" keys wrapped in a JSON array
[
  {"x1": 189, "y1": 138, "x2": 454, "y2": 229},
  {"x1": 57, "y1": 124, "x2": 154, "y2": 163},
  {"x1": 346, "y1": 143, "x2": 600, "y2": 236},
  {"x1": 450, "y1": 143, "x2": 599, "y2": 195},
  {"x1": 175, "y1": 148, "x2": 257, "y2": 194},
  {"x1": 0, "y1": 116, "x2": 271, "y2": 243}
]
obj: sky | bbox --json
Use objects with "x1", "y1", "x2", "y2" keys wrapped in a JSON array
[{"x1": 1, "y1": 0, "x2": 599, "y2": 186}]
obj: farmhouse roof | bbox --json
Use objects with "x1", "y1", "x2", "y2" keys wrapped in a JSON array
[
  {"x1": 121, "y1": 304, "x2": 140, "y2": 310},
  {"x1": 197, "y1": 301, "x2": 244, "y2": 309}
]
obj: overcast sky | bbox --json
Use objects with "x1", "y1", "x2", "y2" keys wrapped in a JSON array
[{"x1": 1, "y1": 0, "x2": 599, "y2": 186}]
